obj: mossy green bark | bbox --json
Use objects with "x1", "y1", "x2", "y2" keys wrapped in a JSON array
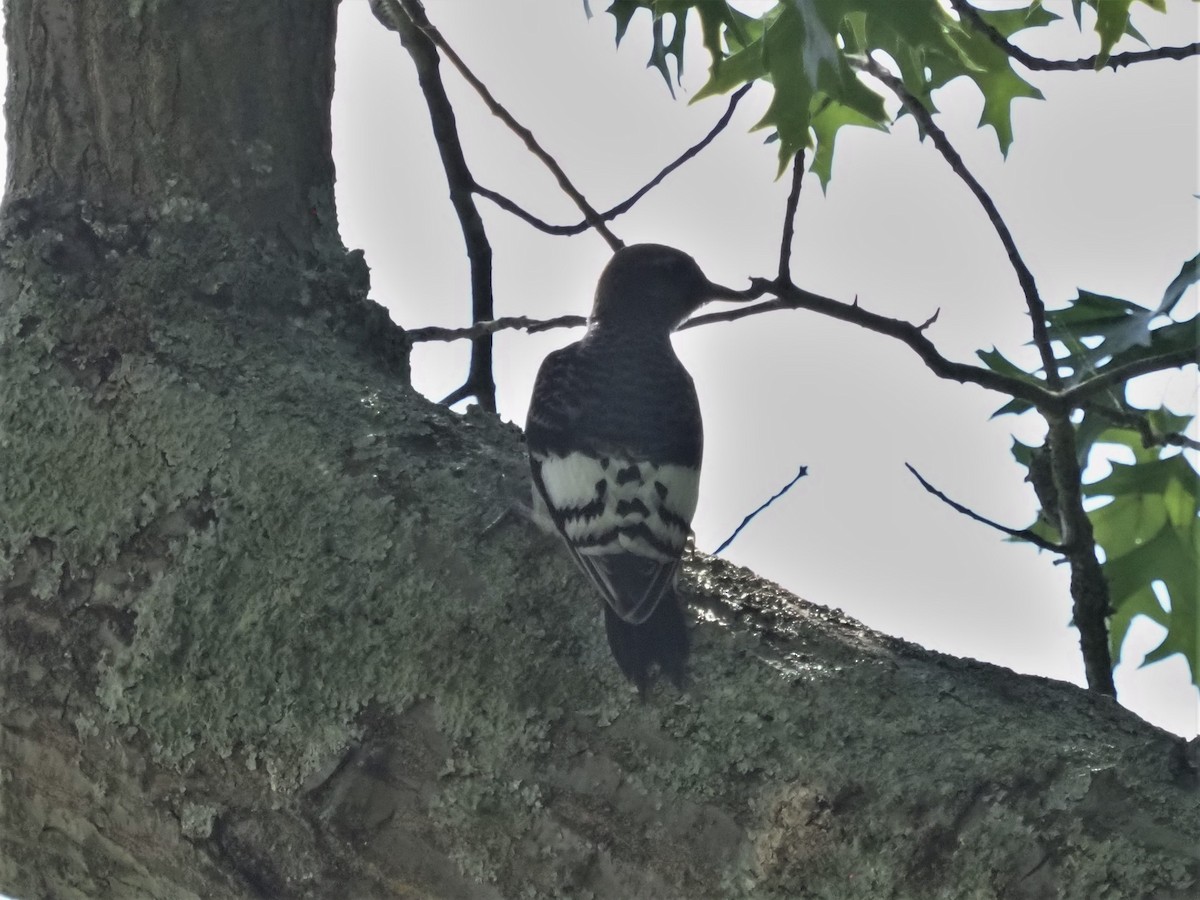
[{"x1": 2, "y1": 211, "x2": 1197, "y2": 898}]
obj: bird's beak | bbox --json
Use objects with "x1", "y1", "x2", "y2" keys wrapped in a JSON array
[{"x1": 704, "y1": 280, "x2": 756, "y2": 303}]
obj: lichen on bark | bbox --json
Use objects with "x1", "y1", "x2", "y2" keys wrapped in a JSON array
[{"x1": 3, "y1": 208, "x2": 1198, "y2": 899}]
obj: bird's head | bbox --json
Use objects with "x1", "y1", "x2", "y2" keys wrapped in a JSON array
[{"x1": 590, "y1": 243, "x2": 747, "y2": 332}]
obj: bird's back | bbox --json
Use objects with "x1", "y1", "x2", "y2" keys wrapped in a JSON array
[{"x1": 526, "y1": 328, "x2": 702, "y2": 690}]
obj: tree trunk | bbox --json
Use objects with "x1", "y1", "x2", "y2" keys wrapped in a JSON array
[
  {"x1": 5, "y1": 0, "x2": 338, "y2": 243},
  {"x1": 1, "y1": 3, "x2": 1196, "y2": 899}
]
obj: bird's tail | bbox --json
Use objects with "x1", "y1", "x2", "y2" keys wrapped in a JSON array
[{"x1": 603, "y1": 595, "x2": 689, "y2": 694}]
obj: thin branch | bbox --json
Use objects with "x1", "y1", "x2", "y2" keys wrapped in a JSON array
[
  {"x1": 949, "y1": 0, "x2": 1200, "y2": 72},
  {"x1": 679, "y1": 296, "x2": 805, "y2": 331},
  {"x1": 1086, "y1": 403, "x2": 1200, "y2": 452},
  {"x1": 407, "y1": 314, "x2": 587, "y2": 343},
  {"x1": 372, "y1": 0, "x2": 497, "y2": 411},
  {"x1": 906, "y1": 464, "x2": 1064, "y2": 553},
  {"x1": 407, "y1": 6, "x2": 622, "y2": 250},
  {"x1": 470, "y1": 185, "x2": 569, "y2": 234},
  {"x1": 779, "y1": 150, "x2": 805, "y2": 282},
  {"x1": 440, "y1": 382, "x2": 475, "y2": 407},
  {"x1": 857, "y1": 56, "x2": 1060, "y2": 391},
  {"x1": 410, "y1": 276, "x2": 1061, "y2": 409},
  {"x1": 714, "y1": 467, "x2": 809, "y2": 556},
  {"x1": 413, "y1": 274, "x2": 1191, "y2": 424},
  {"x1": 1058, "y1": 348, "x2": 1199, "y2": 408},
  {"x1": 472, "y1": 83, "x2": 753, "y2": 236},
  {"x1": 684, "y1": 277, "x2": 1060, "y2": 409}
]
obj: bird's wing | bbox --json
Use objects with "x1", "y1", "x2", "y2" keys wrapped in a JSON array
[
  {"x1": 530, "y1": 451, "x2": 699, "y2": 624},
  {"x1": 527, "y1": 342, "x2": 702, "y2": 624}
]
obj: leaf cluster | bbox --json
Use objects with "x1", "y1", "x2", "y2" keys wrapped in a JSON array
[
  {"x1": 986, "y1": 256, "x2": 1199, "y2": 685},
  {"x1": 605, "y1": 0, "x2": 1166, "y2": 185}
]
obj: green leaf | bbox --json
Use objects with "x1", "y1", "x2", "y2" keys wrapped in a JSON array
[
  {"x1": 755, "y1": 4, "x2": 815, "y2": 174},
  {"x1": 1086, "y1": 456, "x2": 1199, "y2": 502},
  {"x1": 695, "y1": 1, "x2": 744, "y2": 64},
  {"x1": 1092, "y1": 0, "x2": 1135, "y2": 66},
  {"x1": 647, "y1": 13, "x2": 687, "y2": 97},
  {"x1": 1087, "y1": 445, "x2": 1200, "y2": 685},
  {"x1": 1107, "y1": 582, "x2": 1167, "y2": 663},
  {"x1": 949, "y1": 30, "x2": 1044, "y2": 154},
  {"x1": 1081, "y1": 0, "x2": 1164, "y2": 67},
  {"x1": 810, "y1": 95, "x2": 886, "y2": 189},
  {"x1": 977, "y1": 346, "x2": 1044, "y2": 417},
  {"x1": 608, "y1": 0, "x2": 639, "y2": 45},
  {"x1": 794, "y1": 0, "x2": 842, "y2": 89},
  {"x1": 975, "y1": 2, "x2": 1060, "y2": 38},
  {"x1": 1045, "y1": 290, "x2": 1155, "y2": 369},
  {"x1": 1085, "y1": 314, "x2": 1197, "y2": 383},
  {"x1": 977, "y1": 346, "x2": 1039, "y2": 381},
  {"x1": 1121, "y1": 528, "x2": 1196, "y2": 678},
  {"x1": 1044, "y1": 271, "x2": 1199, "y2": 388},
  {"x1": 1156, "y1": 252, "x2": 1200, "y2": 318},
  {"x1": 693, "y1": 30, "x2": 766, "y2": 101},
  {"x1": 612, "y1": 0, "x2": 1050, "y2": 176}
]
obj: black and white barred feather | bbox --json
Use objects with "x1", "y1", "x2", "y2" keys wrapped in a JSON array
[{"x1": 526, "y1": 244, "x2": 743, "y2": 691}]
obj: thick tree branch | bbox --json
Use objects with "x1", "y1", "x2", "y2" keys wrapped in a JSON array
[
  {"x1": 372, "y1": 0, "x2": 497, "y2": 411},
  {"x1": 906, "y1": 464, "x2": 1064, "y2": 553},
  {"x1": 1045, "y1": 415, "x2": 1117, "y2": 695},
  {"x1": 473, "y1": 84, "x2": 752, "y2": 236},
  {"x1": 857, "y1": 56, "x2": 1060, "y2": 391},
  {"x1": 949, "y1": 0, "x2": 1200, "y2": 72},
  {"x1": 402, "y1": 2, "x2": 622, "y2": 250}
]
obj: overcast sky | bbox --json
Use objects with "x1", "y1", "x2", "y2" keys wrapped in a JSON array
[{"x1": 330, "y1": 0, "x2": 1198, "y2": 737}]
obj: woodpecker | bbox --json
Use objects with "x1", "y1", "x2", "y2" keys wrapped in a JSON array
[{"x1": 525, "y1": 244, "x2": 746, "y2": 691}]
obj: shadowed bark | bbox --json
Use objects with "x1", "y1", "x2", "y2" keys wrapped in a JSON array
[
  {"x1": 4, "y1": 0, "x2": 338, "y2": 244},
  {"x1": 1, "y1": 3, "x2": 1197, "y2": 899}
]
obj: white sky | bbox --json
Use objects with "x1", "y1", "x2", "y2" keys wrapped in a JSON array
[
  {"x1": 332, "y1": 0, "x2": 1199, "y2": 738},
  {"x1": 0, "y1": 2, "x2": 1193, "y2": 738}
]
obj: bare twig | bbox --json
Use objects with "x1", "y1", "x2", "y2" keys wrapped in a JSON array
[
  {"x1": 407, "y1": 6, "x2": 622, "y2": 250},
  {"x1": 679, "y1": 296, "x2": 805, "y2": 331},
  {"x1": 468, "y1": 186, "x2": 569, "y2": 234},
  {"x1": 857, "y1": 56, "x2": 1060, "y2": 391},
  {"x1": 373, "y1": 0, "x2": 497, "y2": 411},
  {"x1": 779, "y1": 150, "x2": 805, "y2": 282},
  {"x1": 408, "y1": 314, "x2": 587, "y2": 343},
  {"x1": 473, "y1": 84, "x2": 752, "y2": 236},
  {"x1": 714, "y1": 467, "x2": 808, "y2": 555},
  {"x1": 905, "y1": 463, "x2": 1064, "y2": 552},
  {"x1": 949, "y1": 0, "x2": 1200, "y2": 72},
  {"x1": 1088, "y1": 404, "x2": 1200, "y2": 452}
]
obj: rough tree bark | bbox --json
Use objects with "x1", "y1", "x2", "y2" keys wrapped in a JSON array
[{"x1": 0, "y1": 2, "x2": 1196, "y2": 899}]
